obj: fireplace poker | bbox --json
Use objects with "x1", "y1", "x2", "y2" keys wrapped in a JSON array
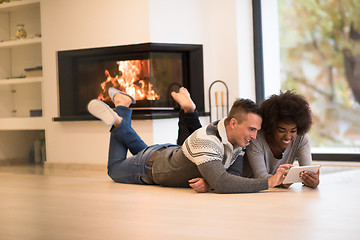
[
  {"x1": 215, "y1": 91, "x2": 219, "y2": 120},
  {"x1": 221, "y1": 91, "x2": 225, "y2": 118}
]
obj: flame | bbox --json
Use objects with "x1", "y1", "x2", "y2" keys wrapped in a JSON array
[{"x1": 97, "y1": 60, "x2": 160, "y2": 102}]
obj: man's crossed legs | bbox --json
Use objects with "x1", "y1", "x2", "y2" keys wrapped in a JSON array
[{"x1": 87, "y1": 87, "x2": 202, "y2": 184}]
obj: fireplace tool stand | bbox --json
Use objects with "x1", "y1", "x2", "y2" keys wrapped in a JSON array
[{"x1": 208, "y1": 80, "x2": 229, "y2": 122}]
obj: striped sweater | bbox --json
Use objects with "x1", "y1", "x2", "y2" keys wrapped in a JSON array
[
  {"x1": 180, "y1": 118, "x2": 268, "y2": 193},
  {"x1": 182, "y1": 118, "x2": 244, "y2": 169}
]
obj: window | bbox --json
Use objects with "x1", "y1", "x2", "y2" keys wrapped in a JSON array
[{"x1": 253, "y1": 0, "x2": 360, "y2": 161}]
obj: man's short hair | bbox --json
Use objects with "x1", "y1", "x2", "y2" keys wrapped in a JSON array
[{"x1": 224, "y1": 98, "x2": 261, "y2": 125}]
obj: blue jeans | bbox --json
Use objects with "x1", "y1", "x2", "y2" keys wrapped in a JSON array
[{"x1": 107, "y1": 106, "x2": 201, "y2": 185}]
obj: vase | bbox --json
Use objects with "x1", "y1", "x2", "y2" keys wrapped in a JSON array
[{"x1": 16, "y1": 24, "x2": 27, "y2": 39}]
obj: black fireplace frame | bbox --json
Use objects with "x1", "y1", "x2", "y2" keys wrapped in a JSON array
[{"x1": 54, "y1": 42, "x2": 205, "y2": 121}]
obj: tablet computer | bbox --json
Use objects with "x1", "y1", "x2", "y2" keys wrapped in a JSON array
[{"x1": 283, "y1": 165, "x2": 320, "y2": 184}]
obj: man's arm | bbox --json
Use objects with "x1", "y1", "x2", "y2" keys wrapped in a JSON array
[
  {"x1": 198, "y1": 160, "x2": 268, "y2": 194},
  {"x1": 188, "y1": 156, "x2": 242, "y2": 193},
  {"x1": 189, "y1": 162, "x2": 291, "y2": 193}
]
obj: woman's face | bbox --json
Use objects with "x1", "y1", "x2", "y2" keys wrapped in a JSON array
[{"x1": 273, "y1": 122, "x2": 297, "y2": 150}]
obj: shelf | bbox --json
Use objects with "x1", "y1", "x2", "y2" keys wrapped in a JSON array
[
  {"x1": 0, "y1": 116, "x2": 45, "y2": 130},
  {"x1": 0, "y1": 0, "x2": 40, "y2": 12},
  {"x1": 0, "y1": 37, "x2": 41, "y2": 49},
  {"x1": 0, "y1": 77, "x2": 42, "y2": 85}
]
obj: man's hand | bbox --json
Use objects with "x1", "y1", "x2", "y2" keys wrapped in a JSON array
[
  {"x1": 268, "y1": 164, "x2": 293, "y2": 188},
  {"x1": 279, "y1": 183, "x2": 292, "y2": 188},
  {"x1": 189, "y1": 178, "x2": 211, "y2": 193},
  {"x1": 300, "y1": 170, "x2": 320, "y2": 188}
]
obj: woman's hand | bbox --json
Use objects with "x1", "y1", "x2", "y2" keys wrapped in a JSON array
[
  {"x1": 300, "y1": 170, "x2": 320, "y2": 188},
  {"x1": 268, "y1": 164, "x2": 293, "y2": 188},
  {"x1": 189, "y1": 178, "x2": 211, "y2": 193}
]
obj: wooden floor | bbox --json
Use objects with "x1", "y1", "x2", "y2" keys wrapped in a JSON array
[{"x1": 1, "y1": 162, "x2": 360, "y2": 240}]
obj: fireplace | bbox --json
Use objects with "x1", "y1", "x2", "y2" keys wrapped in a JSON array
[{"x1": 54, "y1": 42, "x2": 205, "y2": 121}]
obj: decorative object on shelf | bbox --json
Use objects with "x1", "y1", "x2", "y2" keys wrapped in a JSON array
[
  {"x1": 29, "y1": 132, "x2": 46, "y2": 164},
  {"x1": 208, "y1": 80, "x2": 229, "y2": 122},
  {"x1": 6, "y1": 75, "x2": 25, "y2": 79},
  {"x1": 25, "y1": 66, "x2": 42, "y2": 78},
  {"x1": 30, "y1": 109, "x2": 42, "y2": 117},
  {"x1": 1, "y1": 0, "x2": 22, "y2": 3},
  {"x1": 16, "y1": 24, "x2": 27, "y2": 39}
]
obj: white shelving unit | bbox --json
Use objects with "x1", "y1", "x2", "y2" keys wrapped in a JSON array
[
  {"x1": 0, "y1": 0, "x2": 45, "y2": 165},
  {"x1": 0, "y1": 0, "x2": 44, "y2": 129}
]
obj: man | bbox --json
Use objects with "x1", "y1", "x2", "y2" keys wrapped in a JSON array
[{"x1": 87, "y1": 87, "x2": 289, "y2": 193}]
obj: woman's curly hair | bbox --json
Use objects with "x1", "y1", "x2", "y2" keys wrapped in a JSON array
[{"x1": 260, "y1": 91, "x2": 313, "y2": 136}]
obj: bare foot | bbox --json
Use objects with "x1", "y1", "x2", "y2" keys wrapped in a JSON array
[
  {"x1": 171, "y1": 87, "x2": 196, "y2": 113},
  {"x1": 113, "y1": 92, "x2": 134, "y2": 108},
  {"x1": 113, "y1": 115, "x2": 123, "y2": 127}
]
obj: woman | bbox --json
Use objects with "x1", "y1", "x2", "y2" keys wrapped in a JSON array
[{"x1": 243, "y1": 91, "x2": 320, "y2": 188}]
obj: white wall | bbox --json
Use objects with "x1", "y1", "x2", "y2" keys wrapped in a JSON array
[
  {"x1": 41, "y1": 0, "x2": 255, "y2": 165},
  {"x1": 42, "y1": 0, "x2": 152, "y2": 165},
  {"x1": 237, "y1": 0, "x2": 257, "y2": 100}
]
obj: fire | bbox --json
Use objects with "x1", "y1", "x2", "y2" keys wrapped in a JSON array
[{"x1": 97, "y1": 60, "x2": 160, "y2": 102}]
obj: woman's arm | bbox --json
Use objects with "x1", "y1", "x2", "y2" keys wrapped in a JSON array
[
  {"x1": 296, "y1": 134, "x2": 320, "y2": 188},
  {"x1": 296, "y1": 134, "x2": 313, "y2": 166},
  {"x1": 245, "y1": 141, "x2": 273, "y2": 179}
]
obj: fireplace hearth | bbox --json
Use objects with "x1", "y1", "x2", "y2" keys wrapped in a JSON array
[{"x1": 54, "y1": 42, "x2": 205, "y2": 121}]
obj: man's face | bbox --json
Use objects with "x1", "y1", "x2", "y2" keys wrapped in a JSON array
[
  {"x1": 273, "y1": 122, "x2": 297, "y2": 150},
  {"x1": 229, "y1": 113, "x2": 262, "y2": 147}
]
